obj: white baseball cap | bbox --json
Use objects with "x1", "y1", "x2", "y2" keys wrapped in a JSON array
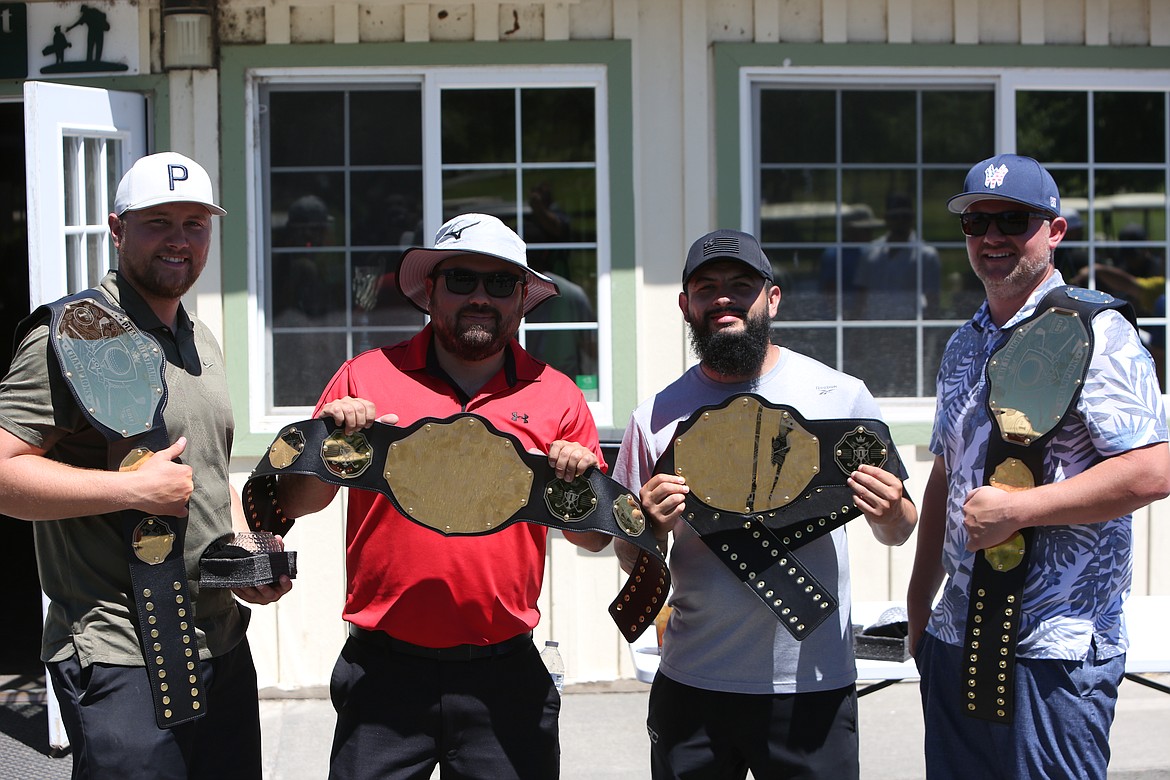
[
  {"x1": 113, "y1": 152, "x2": 226, "y2": 216},
  {"x1": 396, "y1": 213, "x2": 559, "y2": 316}
]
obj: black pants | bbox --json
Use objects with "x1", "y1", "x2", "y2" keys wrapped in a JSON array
[
  {"x1": 647, "y1": 672, "x2": 859, "y2": 780},
  {"x1": 328, "y1": 633, "x2": 560, "y2": 780},
  {"x1": 47, "y1": 638, "x2": 262, "y2": 780}
]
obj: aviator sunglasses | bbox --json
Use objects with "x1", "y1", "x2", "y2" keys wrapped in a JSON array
[
  {"x1": 960, "y1": 210, "x2": 1051, "y2": 237},
  {"x1": 435, "y1": 268, "x2": 527, "y2": 298}
]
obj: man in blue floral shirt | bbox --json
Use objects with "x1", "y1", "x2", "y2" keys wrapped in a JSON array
[{"x1": 907, "y1": 154, "x2": 1170, "y2": 780}]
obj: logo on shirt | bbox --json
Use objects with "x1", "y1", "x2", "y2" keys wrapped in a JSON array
[
  {"x1": 512, "y1": 411, "x2": 529, "y2": 423},
  {"x1": 817, "y1": 385, "x2": 837, "y2": 395}
]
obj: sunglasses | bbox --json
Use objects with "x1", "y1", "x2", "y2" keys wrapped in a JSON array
[
  {"x1": 959, "y1": 211, "x2": 1051, "y2": 237},
  {"x1": 434, "y1": 268, "x2": 526, "y2": 298}
]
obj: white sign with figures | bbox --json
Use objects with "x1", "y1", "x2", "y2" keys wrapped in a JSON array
[{"x1": 28, "y1": 1, "x2": 139, "y2": 77}]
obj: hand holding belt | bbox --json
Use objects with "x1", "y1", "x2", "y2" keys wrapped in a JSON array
[
  {"x1": 38, "y1": 293, "x2": 206, "y2": 729},
  {"x1": 964, "y1": 286, "x2": 1134, "y2": 723},
  {"x1": 242, "y1": 415, "x2": 670, "y2": 642},
  {"x1": 651, "y1": 394, "x2": 906, "y2": 640}
]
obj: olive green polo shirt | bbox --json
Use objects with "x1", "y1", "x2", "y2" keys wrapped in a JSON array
[{"x1": 0, "y1": 272, "x2": 246, "y2": 666}]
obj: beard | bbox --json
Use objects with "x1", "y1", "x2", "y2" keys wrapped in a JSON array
[
  {"x1": 117, "y1": 248, "x2": 203, "y2": 301},
  {"x1": 430, "y1": 302, "x2": 521, "y2": 362},
  {"x1": 687, "y1": 306, "x2": 774, "y2": 379},
  {"x1": 974, "y1": 249, "x2": 1053, "y2": 301}
]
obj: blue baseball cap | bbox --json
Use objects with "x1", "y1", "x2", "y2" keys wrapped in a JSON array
[{"x1": 946, "y1": 154, "x2": 1061, "y2": 218}]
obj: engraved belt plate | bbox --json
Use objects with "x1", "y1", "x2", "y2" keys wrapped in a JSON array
[
  {"x1": 132, "y1": 517, "x2": 175, "y2": 565},
  {"x1": 987, "y1": 306, "x2": 1090, "y2": 446},
  {"x1": 383, "y1": 417, "x2": 533, "y2": 534},
  {"x1": 55, "y1": 299, "x2": 165, "y2": 438},
  {"x1": 673, "y1": 395, "x2": 819, "y2": 514}
]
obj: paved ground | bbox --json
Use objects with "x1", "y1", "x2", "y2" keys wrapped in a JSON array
[{"x1": 3, "y1": 674, "x2": 1169, "y2": 778}]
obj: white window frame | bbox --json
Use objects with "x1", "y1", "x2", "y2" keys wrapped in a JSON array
[
  {"x1": 738, "y1": 66, "x2": 1170, "y2": 425},
  {"x1": 245, "y1": 65, "x2": 613, "y2": 433}
]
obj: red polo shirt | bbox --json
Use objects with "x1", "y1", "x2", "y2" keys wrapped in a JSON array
[{"x1": 315, "y1": 325, "x2": 603, "y2": 647}]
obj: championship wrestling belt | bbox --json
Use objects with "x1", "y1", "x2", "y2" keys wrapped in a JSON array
[
  {"x1": 24, "y1": 291, "x2": 212, "y2": 729},
  {"x1": 652, "y1": 394, "x2": 906, "y2": 641},
  {"x1": 963, "y1": 286, "x2": 1135, "y2": 723},
  {"x1": 242, "y1": 415, "x2": 670, "y2": 642}
]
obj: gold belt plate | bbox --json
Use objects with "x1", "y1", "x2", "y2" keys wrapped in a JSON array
[
  {"x1": 383, "y1": 417, "x2": 533, "y2": 534},
  {"x1": 674, "y1": 396, "x2": 818, "y2": 513}
]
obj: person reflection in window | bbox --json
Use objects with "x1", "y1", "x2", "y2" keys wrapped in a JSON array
[
  {"x1": 523, "y1": 183, "x2": 598, "y2": 387},
  {"x1": 853, "y1": 193, "x2": 941, "y2": 321}
]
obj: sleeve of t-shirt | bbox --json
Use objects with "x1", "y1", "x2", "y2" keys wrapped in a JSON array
[
  {"x1": 0, "y1": 323, "x2": 87, "y2": 450},
  {"x1": 1080, "y1": 309, "x2": 1169, "y2": 456}
]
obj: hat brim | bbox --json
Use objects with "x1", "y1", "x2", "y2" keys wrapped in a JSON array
[
  {"x1": 947, "y1": 192, "x2": 1057, "y2": 217},
  {"x1": 119, "y1": 195, "x2": 227, "y2": 217},
  {"x1": 395, "y1": 247, "x2": 560, "y2": 316}
]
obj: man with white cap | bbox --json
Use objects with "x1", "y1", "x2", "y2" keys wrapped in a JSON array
[
  {"x1": 276, "y1": 212, "x2": 609, "y2": 779},
  {"x1": 0, "y1": 152, "x2": 290, "y2": 778},
  {"x1": 907, "y1": 154, "x2": 1170, "y2": 778}
]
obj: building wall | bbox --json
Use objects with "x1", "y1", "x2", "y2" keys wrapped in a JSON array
[{"x1": 10, "y1": 0, "x2": 1166, "y2": 689}]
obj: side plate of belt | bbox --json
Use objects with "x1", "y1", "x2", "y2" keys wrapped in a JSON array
[
  {"x1": 27, "y1": 291, "x2": 206, "y2": 729},
  {"x1": 242, "y1": 415, "x2": 670, "y2": 642},
  {"x1": 964, "y1": 286, "x2": 1135, "y2": 723},
  {"x1": 652, "y1": 394, "x2": 907, "y2": 641}
]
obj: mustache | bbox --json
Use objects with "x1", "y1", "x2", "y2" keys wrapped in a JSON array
[
  {"x1": 458, "y1": 303, "x2": 501, "y2": 319},
  {"x1": 705, "y1": 305, "x2": 748, "y2": 319}
]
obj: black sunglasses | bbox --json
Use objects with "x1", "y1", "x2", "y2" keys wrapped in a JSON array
[
  {"x1": 960, "y1": 211, "x2": 1051, "y2": 237},
  {"x1": 434, "y1": 268, "x2": 526, "y2": 298}
]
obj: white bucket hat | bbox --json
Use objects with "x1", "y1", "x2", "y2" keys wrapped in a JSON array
[
  {"x1": 396, "y1": 213, "x2": 560, "y2": 315},
  {"x1": 114, "y1": 152, "x2": 226, "y2": 216}
]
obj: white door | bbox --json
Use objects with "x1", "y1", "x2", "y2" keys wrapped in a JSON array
[
  {"x1": 24, "y1": 80, "x2": 146, "y2": 306},
  {"x1": 23, "y1": 80, "x2": 146, "y2": 750}
]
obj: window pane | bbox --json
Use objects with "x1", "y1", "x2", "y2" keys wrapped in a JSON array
[
  {"x1": 350, "y1": 171, "x2": 423, "y2": 246},
  {"x1": 352, "y1": 250, "x2": 423, "y2": 328},
  {"x1": 271, "y1": 250, "x2": 347, "y2": 328},
  {"x1": 759, "y1": 169, "x2": 838, "y2": 243},
  {"x1": 84, "y1": 138, "x2": 104, "y2": 225},
  {"x1": 271, "y1": 173, "x2": 345, "y2": 248},
  {"x1": 842, "y1": 90, "x2": 915, "y2": 163},
  {"x1": 1016, "y1": 91, "x2": 1088, "y2": 164},
  {"x1": 268, "y1": 92, "x2": 345, "y2": 166},
  {"x1": 843, "y1": 327, "x2": 918, "y2": 397},
  {"x1": 63, "y1": 138, "x2": 79, "y2": 226},
  {"x1": 522, "y1": 89, "x2": 594, "y2": 162},
  {"x1": 442, "y1": 169, "x2": 518, "y2": 224},
  {"x1": 1095, "y1": 92, "x2": 1166, "y2": 164},
  {"x1": 350, "y1": 90, "x2": 423, "y2": 166},
  {"x1": 1095, "y1": 170, "x2": 1167, "y2": 241},
  {"x1": 522, "y1": 170, "x2": 597, "y2": 244},
  {"x1": 442, "y1": 89, "x2": 516, "y2": 164},
  {"x1": 273, "y1": 331, "x2": 347, "y2": 407},
  {"x1": 760, "y1": 89, "x2": 835, "y2": 164},
  {"x1": 923, "y1": 91, "x2": 994, "y2": 164}
]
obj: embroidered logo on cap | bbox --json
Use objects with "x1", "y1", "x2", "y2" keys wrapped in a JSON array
[
  {"x1": 984, "y1": 163, "x2": 1009, "y2": 190},
  {"x1": 167, "y1": 164, "x2": 189, "y2": 192}
]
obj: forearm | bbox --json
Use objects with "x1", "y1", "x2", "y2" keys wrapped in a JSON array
[
  {"x1": 907, "y1": 458, "x2": 949, "y2": 620},
  {"x1": 864, "y1": 496, "x2": 918, "y2": 546},
  {"x1": 0, "y1": 454, "x2": 144, "y2": 520},
  {"x1": 562, "y1": 528, "x2": 611, "y2": 553},
  {"x1": 978, "y1": 442, "x2": 1170, "y2": 539},
  {"x1": 274, "y1": 473, "x2": 339, "y2": 519}
]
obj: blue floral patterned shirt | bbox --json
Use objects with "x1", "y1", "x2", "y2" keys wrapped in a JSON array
[{"x1": 928, "y1": 272, "x2": 1168, "y2": 660}]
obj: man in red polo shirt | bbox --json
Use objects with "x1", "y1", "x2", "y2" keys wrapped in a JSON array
[{"x1": 277, "y1": 213, "x2": 608, "y2": 780}]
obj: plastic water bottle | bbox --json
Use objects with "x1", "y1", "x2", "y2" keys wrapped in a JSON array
[{"x1": 540, "y1": 640, "x2": 565, "y2": 693}]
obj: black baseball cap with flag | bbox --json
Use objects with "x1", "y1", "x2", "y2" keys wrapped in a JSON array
[{"x1": 683, "y1": 229, "x2": 774, "y2": 288}]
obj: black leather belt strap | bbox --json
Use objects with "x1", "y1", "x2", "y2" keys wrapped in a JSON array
[
  {"x1": 348, "y1": 625, "x2": 533, "y2": 660},
  {"x1": 243, "y1": 416, "x2": 670, "y2": 643},
  {"x1": 37, "y1": 292, "x2": 206, "y2": 729},
  {"x1": 963, "y1": 287, "x2": 1135, "y2": 723},
  {"x1": 652, "y1": 394, "x2": 906, "y2": 640}
]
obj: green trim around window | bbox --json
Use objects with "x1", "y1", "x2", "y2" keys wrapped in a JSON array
[{"x1": 218, "y1": 41, "x2": 636, "y2": 455}]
